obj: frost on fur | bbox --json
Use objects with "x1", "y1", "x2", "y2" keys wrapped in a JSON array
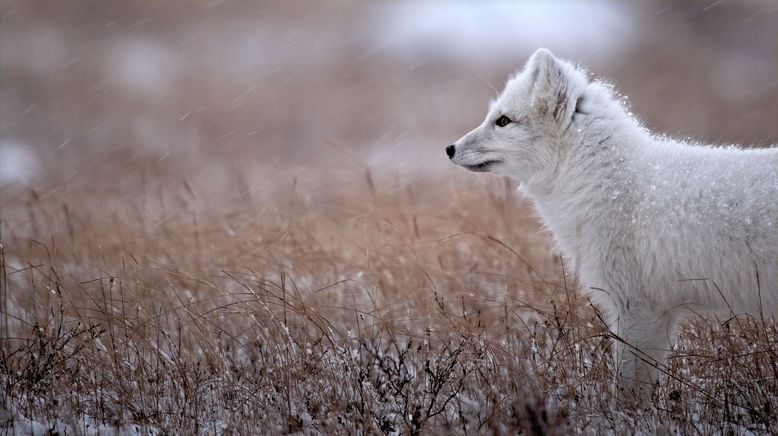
[{"x1": 448, "y1": 48, "x2": 778, "y2": 398}]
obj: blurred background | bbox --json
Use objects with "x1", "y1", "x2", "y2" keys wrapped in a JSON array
[{"x1": 2, "y1": 0, "x2": 777, "y2": 204}]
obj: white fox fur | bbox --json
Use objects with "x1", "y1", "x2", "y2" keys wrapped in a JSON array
[{"x1": 449, "y1": 48, "x2": 778, "y2": 394}]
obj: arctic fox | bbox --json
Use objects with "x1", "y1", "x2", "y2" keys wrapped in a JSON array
[{"x1": 447, "y1": 48, "x2": 778, "y2": 395}]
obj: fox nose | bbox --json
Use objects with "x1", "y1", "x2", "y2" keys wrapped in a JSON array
[{"x1": 446, "y1": 144, "x2": 456, "y2": 159}]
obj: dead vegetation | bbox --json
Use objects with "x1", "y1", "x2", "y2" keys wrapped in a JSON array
[
  {"x1": 3, "y1": 0, "x2": 778, "y2": 433},
  {"x1": 2, "y1": 162, "x2": 777, "y2": 434}
]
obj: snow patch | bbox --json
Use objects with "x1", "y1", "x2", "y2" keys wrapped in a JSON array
[
  {"x1": 109, "y1": 38, "x2": 184, "y2": 95},
  {"x1": 1, "y1": 142, "x2": 40, "y2": 186},
  {"x1": 371, "y1": 1, "x2": 634, "y2": 62}
]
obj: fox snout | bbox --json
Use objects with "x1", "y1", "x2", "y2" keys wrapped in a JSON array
[
  {"x1": 445, "y1": 144, "x2": 456, "y2": 159},
  {"x1": 446, "y1": 137, "x2": 504, "y2": 173}
]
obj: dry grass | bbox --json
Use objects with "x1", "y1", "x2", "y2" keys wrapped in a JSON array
[
  {"x1": 3, "y1": 1, "x2": 778, "y2": 433},
  {"x1": 2, "y1": 159, "x2": 778, "y2": 434}
]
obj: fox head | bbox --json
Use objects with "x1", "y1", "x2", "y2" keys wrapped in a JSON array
[{"x1": 447, "y1": 48, "x2": 590, "y2": 186}]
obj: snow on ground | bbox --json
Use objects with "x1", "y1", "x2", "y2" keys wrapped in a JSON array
[
  {"x1": 108, "y1": 37, "x2": 184, "y2": 97},
  {"x1": 0, "y1": 142, "x2": 40, "y2": 186},
  {"x1": 371, "y1": 0, "x2": 634, "y2": 62}
]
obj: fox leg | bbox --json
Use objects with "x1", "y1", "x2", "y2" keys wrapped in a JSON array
[{"x1": 614, "y1": 309, "x2": 676, "y2": 401}]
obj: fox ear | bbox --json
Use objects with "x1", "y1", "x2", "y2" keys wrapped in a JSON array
[{"x1": 526, "y1": 49, "x2": 586, "y2": 125}]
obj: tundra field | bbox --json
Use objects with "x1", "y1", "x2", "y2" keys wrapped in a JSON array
[
  {"x1": 4, "y1": 1, "x2": 778, "y2": 434},
  {"x1": 2, "y1": 159, "x2": 778, "y2": 434}
]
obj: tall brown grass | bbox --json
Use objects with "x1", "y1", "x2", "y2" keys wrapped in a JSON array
[{"x1": 1, "y1": 158, "x2": 777, "y2": 434}]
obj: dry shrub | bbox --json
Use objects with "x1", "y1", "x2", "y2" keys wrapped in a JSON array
[{"x1": 1, "y1": 161, "x2": 777, "y2": 434}]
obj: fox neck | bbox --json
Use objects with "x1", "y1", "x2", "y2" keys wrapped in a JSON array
[{"x1": 519, "y1": 111, "x2": 648, "y2": 264}]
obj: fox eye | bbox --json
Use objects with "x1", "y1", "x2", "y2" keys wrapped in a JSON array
[{"x1": 495, "y1": 115, "x2": 512, "y2": 127}]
